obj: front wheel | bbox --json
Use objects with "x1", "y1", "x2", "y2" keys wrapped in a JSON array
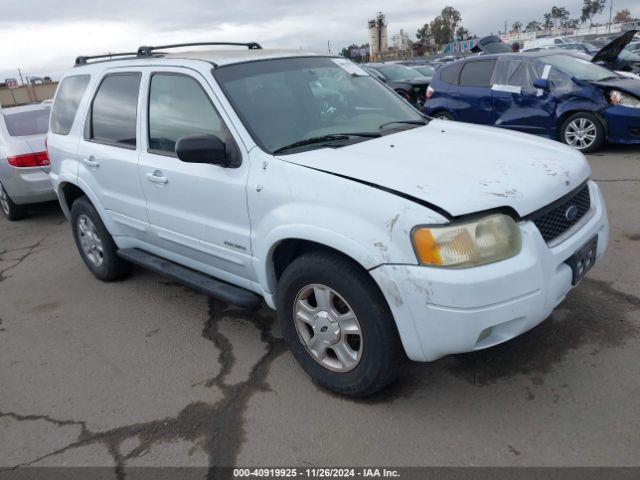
[
  {"x1": 560, "y1": 112, "x2": 605, "y2": 153},
  {"x1": 277, "y1": 252, "x2": 402, "y2": 397}
]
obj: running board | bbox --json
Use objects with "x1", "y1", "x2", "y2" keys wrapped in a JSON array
[{"x1": 117, "y1": 248, "x2": 260, "y2": 308}]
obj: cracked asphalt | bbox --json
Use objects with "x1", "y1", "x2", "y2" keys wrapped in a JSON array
[{"x1": 1, "y1": 146, "x2": 639, "y2": 474}]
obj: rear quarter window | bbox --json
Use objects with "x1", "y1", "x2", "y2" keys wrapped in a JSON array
[
  {"x1": 439, "y1": 63, "x2": 463, "y2": 84},
  {"x1": 51, "y1": 75, "x2": 91, "y2": 135},
  {"x1": 459, "y1": 60, "x2": 496, "y2": 87}
]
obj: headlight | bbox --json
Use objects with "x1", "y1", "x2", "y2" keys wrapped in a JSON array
[
  {"x1": 412, "y1": 214, "x2": 521, "y2": 268},
  {"x1": 610, "y1": 90, "x2": 640, "y2": 108}
]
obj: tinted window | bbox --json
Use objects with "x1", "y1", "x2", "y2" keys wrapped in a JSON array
[
  {"x1": 439, "y1": 63, "x2": 462, "y2": 84},
  {"x1": 87, "y1": 73, "x2": 140, "y2": 148},
  {"x1": 51, "y1": 75, "x2": 90, "y2": 135},
  {"x1": 148, "y1": 74, "x2": 230, "y2": 155},
  {"x1": 459, "y1": 61, "x2": 496, "y2": 87},
  {"x1": 4, "y1": 108, "x2": 50, "y2": 136}
]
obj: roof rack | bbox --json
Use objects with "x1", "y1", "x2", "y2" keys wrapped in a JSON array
[
  {"x1": 75, "y1": 52, "x2": 139, "y2": 66},
  {"x1": 136, "y1": 41, "x2": 262, "y2": 57}
]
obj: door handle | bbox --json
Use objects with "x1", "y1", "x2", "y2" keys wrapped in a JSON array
[
  {"x1": 145, "y1": 171, "x2": 169, "y2": 185},
  {"x1": 84, "y1": 155, "x2": 100, "y2": 169}
]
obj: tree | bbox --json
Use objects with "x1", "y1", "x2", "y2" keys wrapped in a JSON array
[
  {"x1": 543, "y1": 13, "x2": 553, "y2": 31},
  {"x1": 429, "y1": 6, "x2": 462, "y2": 45},
  {"x1": 525, "y1": 20, "x2": 542, "y2": 31},
  {"x1": 455, "y1": 26, "x2": 469, "y2": 40},
  {"x1": 416, "y1": 23, "x2": 431, "y2": 41},
  {"x1": 613, "y1": 9, "x2": 632, "y2": 23},
  {"x1": 551, "y1": 6, "x2": 570, "y2": 27},
  {"x1": 580, "y1": 0, "x2": 606, "y2": 25},
  {"x1": 512, "y1": 21, "x2": 523, "y2": 33}
]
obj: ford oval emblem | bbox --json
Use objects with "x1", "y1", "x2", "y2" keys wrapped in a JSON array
[{"x1": 565, "y1": 205, "x2": 578, "y2": 222}]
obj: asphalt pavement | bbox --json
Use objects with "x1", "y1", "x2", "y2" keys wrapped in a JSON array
[{"x1": 1, "y1": 146, "x2": 639, "y2": 474}]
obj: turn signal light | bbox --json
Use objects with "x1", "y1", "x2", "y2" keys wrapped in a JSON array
[{"x1": 7, "y1": 151, "x2": 50, "y2": 168}]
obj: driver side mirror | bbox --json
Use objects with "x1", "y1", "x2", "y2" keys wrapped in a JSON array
[
  {"x1": 175, "y1": 134, "x2": 230, "y2": 166},
  {"x1": 533, "y1": 78, "x2": 551, "y2": 90}
]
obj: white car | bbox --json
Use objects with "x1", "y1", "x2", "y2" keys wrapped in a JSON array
[
  {"x1": 48, "y1": 43, "x2": 609, "y2": 396},
  {"x1": 0, "y1": 104, "x2": 56, "y2": 220}
]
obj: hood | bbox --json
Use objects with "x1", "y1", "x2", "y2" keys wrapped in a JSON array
[
  {"x1": 592, "y1": 30, "x2": 638, "y2": 64},
  {"x1": 590, "y1": 76, "x2": 640, "y2": 97},
  {"x1": 471, "y1": 35, "x2": 512, "y2": 54},
  {"x1": 278, "y1": 122, "x2": 590, "y2": 218}
]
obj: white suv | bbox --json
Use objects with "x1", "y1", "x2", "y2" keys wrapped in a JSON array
[{"x1": 48, "y1": 43, "x2": 609, "y2": 396}]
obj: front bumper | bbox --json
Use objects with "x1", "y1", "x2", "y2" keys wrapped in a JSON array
[
  {"x1": 602, "y1": 105, "x2": 640, "y2": 144},
  {"x1": 0, "y1": 167, "x2": 56, "y2": 205},
  {"x1": 370, "y1": 181, "x2": 609, "y2": 362}
]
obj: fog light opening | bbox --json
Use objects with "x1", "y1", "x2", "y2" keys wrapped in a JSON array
[{"x1": 477, "y1": 327, "x2": 493, "y2": 343}]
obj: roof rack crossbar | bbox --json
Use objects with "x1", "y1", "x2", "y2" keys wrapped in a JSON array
[
  {"x1": 136, "y1": 42, "x2": 262, "y2": 56},
  {"x1": 75, "y1": 52, "x2": 140, "y2": 66}
]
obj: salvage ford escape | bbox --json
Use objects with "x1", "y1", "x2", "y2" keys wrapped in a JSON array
[{"x1": 48, "y1": 43, "x2": 609, "y2": 396}]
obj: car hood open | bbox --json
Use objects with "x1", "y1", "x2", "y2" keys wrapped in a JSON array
[
  {"x1": 590, "y1": 76, "x2": 640, "y2": 97},
  {"x1": 592, "y1": 30, "x2": 638, "y2": 64},
  {"x1": 278, "y1": 121, "x2": 591, "y2": 218}
]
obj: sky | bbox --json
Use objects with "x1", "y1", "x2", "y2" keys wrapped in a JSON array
[{"x1": 1, "y1": 0, "x2": 638, "y2": 81}]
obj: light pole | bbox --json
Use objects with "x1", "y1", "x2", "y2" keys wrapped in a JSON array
[{"x1": 608, "y1": 0, "x2": 613, "y2": 33}]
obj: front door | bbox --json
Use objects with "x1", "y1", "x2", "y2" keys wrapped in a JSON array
[
  {"x1": 491, "y1": 59, "x2": 557, "y2": 136},
  {"x1": 137, "y1": 69, "x2": 254, "y2": 286}
]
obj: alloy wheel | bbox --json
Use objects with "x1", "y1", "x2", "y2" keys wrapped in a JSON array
[
  {"x1": 565, "y1": 117, "x2": 597, "y2": 150},
  {"x1": 77, "y1": 214, "x2": 104, "y2": 267},
  {"x1": 293, "y1": 284, "x2": 363, "y2": 372}
]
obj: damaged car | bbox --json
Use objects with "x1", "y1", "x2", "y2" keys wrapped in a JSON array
[
  {"x1": 424, "y1": 52, "x2": 640, "y2": 152},
  {"x1": 49, "y1": 44, "x2": 609, "y2": 396}
]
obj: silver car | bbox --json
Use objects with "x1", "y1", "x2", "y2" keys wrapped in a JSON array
[{"x1": 0, "y1": 104, "x2": 56, "y2": 220}]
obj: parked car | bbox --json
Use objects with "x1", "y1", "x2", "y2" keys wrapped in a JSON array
[
  {"x1": 424, "y1": 52, "x2": 640, "y2": 152},
  {"x1": 406, "y1": 64, "x2": 437, "y2": 82},
  {"x1": 362, "y1": 63, "x2": 431, "y2": 108},
  {"x1": 49, "y1": 43, "x2": 609, "y2": 396},
  {"x1": 590, "y1": 30, "x2": 640, "y2": 74},
  {"x1": 0, "y1": 104, "x2": 56, "y2": 220}
]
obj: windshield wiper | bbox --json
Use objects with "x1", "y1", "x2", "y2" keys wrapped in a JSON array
[
  {"x1": 379, "y1": 119, "x2": 428, "y2": 129},
  {"x1": 272, "y1": 133, "x2": 381, "y2": 155}
]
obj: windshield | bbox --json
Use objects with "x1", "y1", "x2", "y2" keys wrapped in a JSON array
[
  {"x1": 3, "y1": 108, "x2": 50, "y2": 136},
  {"x1": 373, "y1": 65, "x2": 422, "y2": 81},
  {"x1": 214, "y1": 57, "x2": 425, "y2": 153},
  {"x1": 412, "y1": 66, "x2": 436, "y2": 77},
  {"x1": 542, "y1": 55, "x2": 618, "y2": 81}
]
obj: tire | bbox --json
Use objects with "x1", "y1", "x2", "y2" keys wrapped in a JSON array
[
  {"x1": 432, "y1": 111, "x2": 454, "y2": 121},
  {"x1": 560, "y1": 112, "x2": 605, "y2": 153},
  {"x1": 277, "y1": 251, "x2": 402, "y2": 397},
  {"x1": 70, "y1": 196, "x2": 131, "y2": 281},
  {"x1": 0, "y1": 181, "x2": 28, "y2": 221}
]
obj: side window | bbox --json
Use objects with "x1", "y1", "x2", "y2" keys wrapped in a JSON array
[
  {"x1": 148, "y1": 73, "x2": 232, "y2": 156},
  {"x1": 51, "y1": 75, "x2": 90, "y2": 135},
  {"x1": 439, "y1": 63, "x2": 462, "y2": 85},
  {"x1": 459, "y1": 60, "x2": 496, "y2": 87},
  {"x1": 86, "y1": 73, "x2": 141, "y2": 148}
]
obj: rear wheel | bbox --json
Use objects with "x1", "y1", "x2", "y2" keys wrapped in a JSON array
[
  {"x1": 0, "y1": 181, "x2": 27, "y2": 221},
  {"x1": 560, "y1": 112, "x2": 605, "y2": 153},
  {"x1": 277, "y1": 251, "x2": 402, "y2": 397},
  {"x1": 70, "y1": 196, "x2": 131, "y2": 281}
]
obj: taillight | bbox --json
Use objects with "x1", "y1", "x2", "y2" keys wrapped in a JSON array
[
  {"x1": 7, "y1": 151, "x2": 50, "y2": 168},
  {"x1": 426, "y1": 86, "x2": 434, "y2": 101}
]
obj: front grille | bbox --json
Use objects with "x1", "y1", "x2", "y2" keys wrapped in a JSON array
[{"x1": 528, "y1": 183, "x2": 591, "y2": 243}]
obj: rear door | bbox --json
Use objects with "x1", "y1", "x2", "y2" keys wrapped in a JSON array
[
  {"x1": 453, "y1": 59, "x2": 496, "y2": 124},
  {"x1": 491, "y1": 58, "x2": 558, "y2": 136},
  {"x1": 76, "y1": 70, "x2": 149, "y2": 236}
]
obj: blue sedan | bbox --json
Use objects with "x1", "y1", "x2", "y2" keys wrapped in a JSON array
[{"x1": 424, "y1": 51, "x2": 640, "y2": 152}]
